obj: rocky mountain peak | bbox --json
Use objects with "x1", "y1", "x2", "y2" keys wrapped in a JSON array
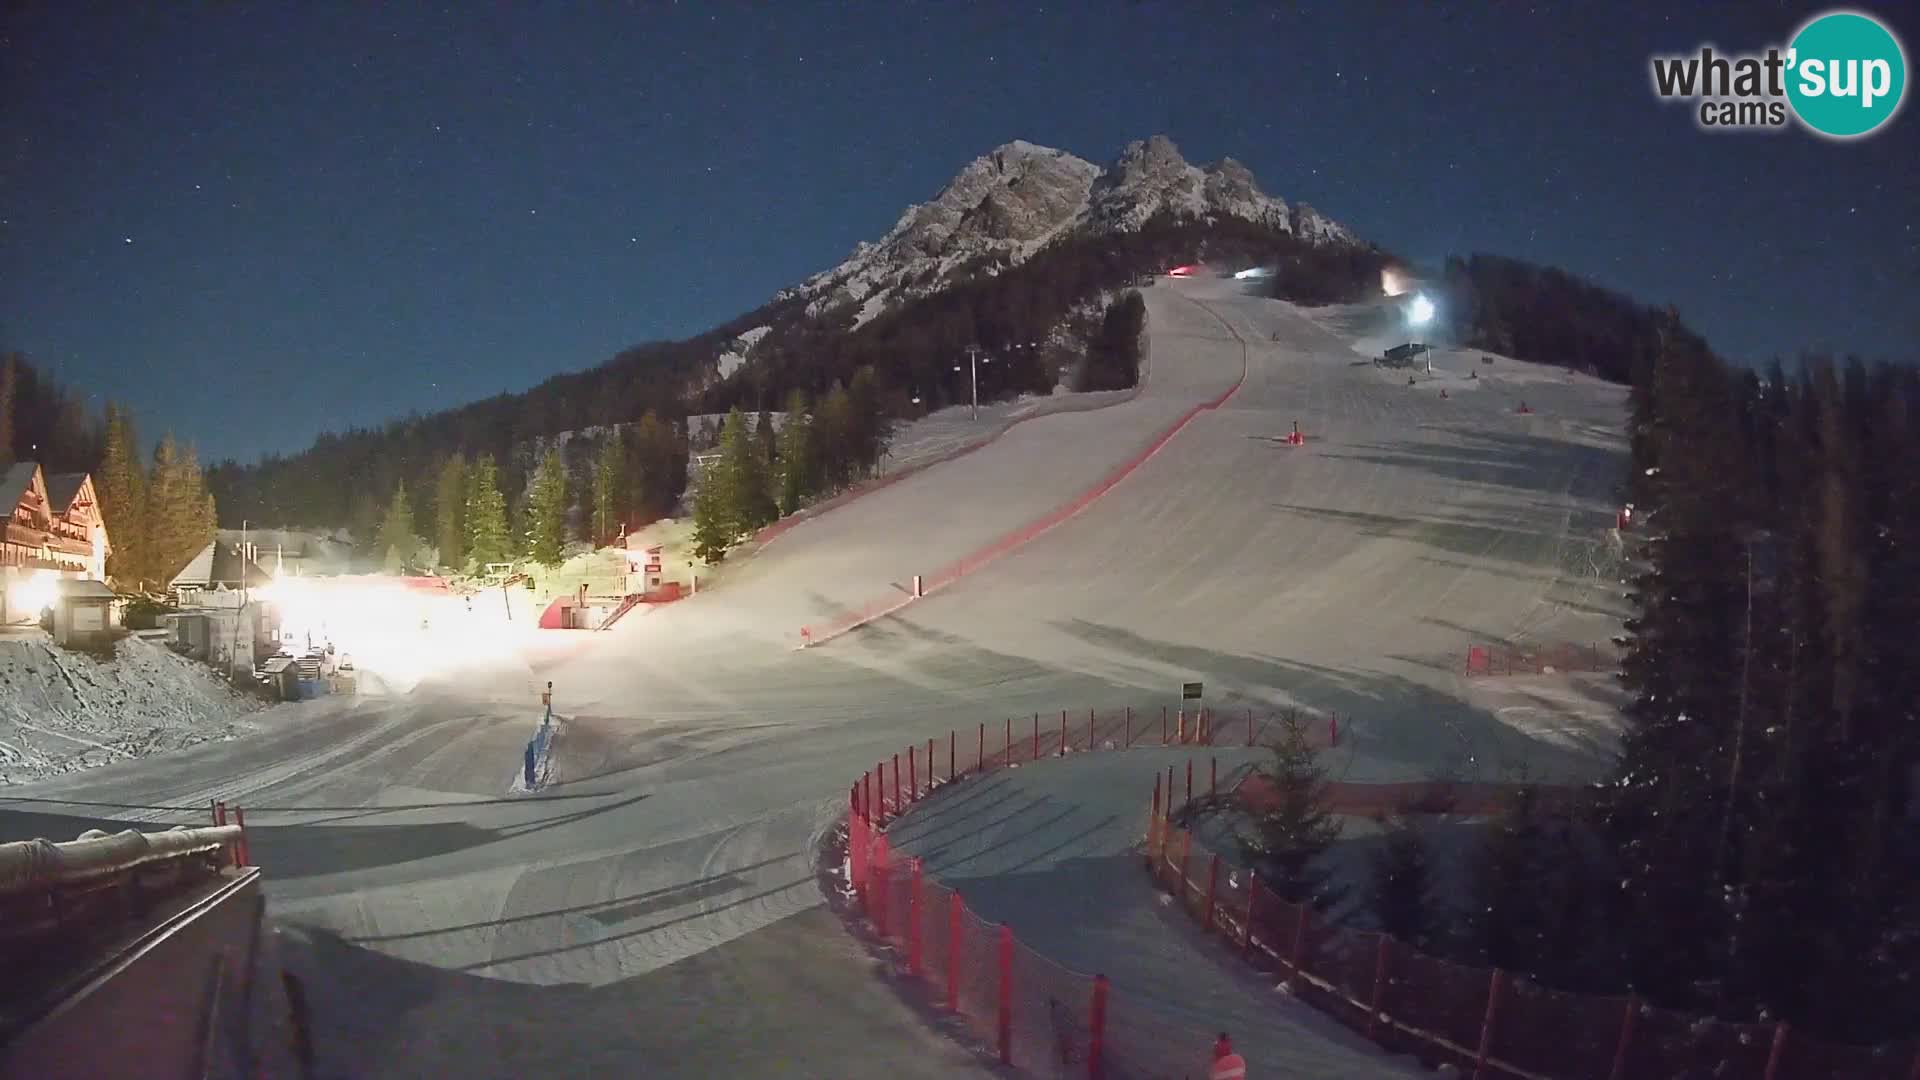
[{"x1": 782, "y1": 134, "x2": 1357, "y2": 323}]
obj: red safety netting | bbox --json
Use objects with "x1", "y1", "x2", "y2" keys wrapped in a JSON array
[
  {"x1": 843, "y1": 715, "x2": 1919, "y2": 1080},
  {"x1": 1464, "y1": 640, "x2": 1613, "y2": 678},
  {"x1": 1146, "y1": 777, "x2": 1919, "y2": 1080}
]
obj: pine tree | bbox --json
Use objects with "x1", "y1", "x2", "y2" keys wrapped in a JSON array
[
  {"x1": 592, "y1": 428, "x2": 626, "y2": 541},
  {"x1": 628, "y1": 410, "x2": 676, "y2": 518},
  {"x1": 97, "y1": 403, "x2": 147, "y2": 586},
  {"x1": 815, "y1": 381, "x2": 854, "y2": 491},
  {"x1": 464, "y1": 453, "x2": 510, "y2": 569},
  {"x1": 690, "y1": 456, "x2": 733, "y2": 563},
  {"x1": 755, "y1": 407, "x2": 777, "y2": 472},
  {"x1": 525, "y1": 447, "x2": 568, "y2": 566},
  {"x1": 1235, "y1": 710, "x2": 1343, "y2": 908},
  {"x1": 1367, "y1": 813, "x2": 1439, "y2": 950},
  {"x1": 377, "y1": 479, "x2": 417, "y2": 572},
  {"x1": 434, "y1": 454, "x2": 466, "y2": 570},
  {"x1": 712, "y1": 406, "x2": 773, "y2": 535},
  {"x1": 142, "y1": 436, "x2": 218, "y2": 586},
  {"x1": 776, "y1": 389, "x2": 814, "y2": 515}
]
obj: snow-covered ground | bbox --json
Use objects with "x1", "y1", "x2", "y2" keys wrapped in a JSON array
[
  {"x1": 0, "y1": 630, "x2": 262, "y2": 785},
  {"x1": 0, "y1": 279, "x2": 1631, "y2": 1077}
]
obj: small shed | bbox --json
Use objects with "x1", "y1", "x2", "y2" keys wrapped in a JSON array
[{"x1": 52, "y1": 579, "x2": 116, "y2": 648}]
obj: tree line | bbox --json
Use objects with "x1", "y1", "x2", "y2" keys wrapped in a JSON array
[
  {"x1": 1225, "y1": 319, "x2": 1918, "y2": 1048},
  {"x1": 1439, "y1": 254, "x2": 1672, "y2": 385}
]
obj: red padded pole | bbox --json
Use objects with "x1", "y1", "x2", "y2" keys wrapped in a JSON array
[
  {"x1": 1088, "y1": 973, "x2": 1110, "y2": 1079},
  {"x1": 997, "y1": 926, "x2": 1013, "y2": 1065},
  {"x1": 908, "y1": 858, "x2": 924, "y2": 977},
  {"x1": 909, "y1": 746, "x2": 918, "y2": 802},
  {"x1": 893, "y1": 753, "x2": 902, "y2": 815},
  {"x1": 928, "y1": 737, "x2": 936, "y2": 787},
  {"x1": 947, "y1": 891, "x2": 962, "y2": 1012}
]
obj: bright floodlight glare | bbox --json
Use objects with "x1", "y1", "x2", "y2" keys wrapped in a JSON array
[
  {"x1": 1381, "y1": 268, "x2": 1407, "y2": 297},
  {"x1": 1408, "y1": 293, "x2": 1435, "y2": 328}
]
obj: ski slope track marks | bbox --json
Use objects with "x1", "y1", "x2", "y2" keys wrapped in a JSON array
[{"x1": 0, "y1": 281, "x2": 1629, "y2": 1077}]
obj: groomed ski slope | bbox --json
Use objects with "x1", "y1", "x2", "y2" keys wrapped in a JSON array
[{"x1": 0, "y1": 277, "x2": 1629, "y2": 1078}]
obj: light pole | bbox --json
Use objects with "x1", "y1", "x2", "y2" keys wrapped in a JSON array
[
  {"x1": 1407, "y1": 293, "x2": 1435, "y2": 373},
  {"x1": 956, "y1": 346, "x2": 990, "y2": 420}
]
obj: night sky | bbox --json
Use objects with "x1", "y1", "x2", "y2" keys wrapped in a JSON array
[{"x1": 4, "y1": 3, "x2": 1916, "y2": 464}]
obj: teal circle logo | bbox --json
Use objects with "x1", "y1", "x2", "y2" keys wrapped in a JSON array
[{"x1": 1786, "y1": 10, "x2": 1907, "y2": 138}]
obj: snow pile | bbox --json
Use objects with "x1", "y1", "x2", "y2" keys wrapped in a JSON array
[
  {"x1": 783, "y1": 135, "x2": 1359, "y2": 327},
  {"x1": 0, "y1": 631, "x2": 262, "y2": 785}
]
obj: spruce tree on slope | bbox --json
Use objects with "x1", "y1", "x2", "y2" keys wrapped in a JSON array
[
  {"x1": 377, "y1": 479, "x2": 417, "y2": 573},
  {"x1": 592, "y1": 427, "x2": 626, "y2": 542},
  {"x1": 464, "y1": 454, "x2": 511, "y2": 570},
  {"x1": 97, "y1": 404, "x2": 147, "y2": 586},
  {"x1": 720, "y1": 407, "x2": 776, "y2": 532},
  {"x1": 1236, "y1": 710, "x2": 1343, "y2": 909},
  {"x1": 690, "y1": 455, "x2": 733, "y2": 564},
  {"x1": 526, "y1": 448, "x2": 568, "y2": 567},
  {"x1": 1367, "y1": 813, "x2": 1440, "y2": 951},
  {"x1": 776, "y1": 390, "x2": 814, "y2": 515}
]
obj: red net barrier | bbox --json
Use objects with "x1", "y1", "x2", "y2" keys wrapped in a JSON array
[
  {"x1": 1464, "y1": 640, "x2": 1614, "y2": 678},
  {"x1": 844, "y1": 715, "x2": 1918, "y2": 1079}
]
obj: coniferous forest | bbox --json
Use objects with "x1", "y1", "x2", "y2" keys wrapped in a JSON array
[{"x1": 1602, "y1": 325, "x2": 1919, "y2": 1044}]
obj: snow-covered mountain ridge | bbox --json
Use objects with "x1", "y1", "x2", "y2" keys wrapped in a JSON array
[{"x1": 777, "y1": 135, "x2": 1357, "y2": 326}]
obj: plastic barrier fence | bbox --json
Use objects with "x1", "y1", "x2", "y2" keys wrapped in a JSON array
[
  {"x1": 1146, "y1": 784, "x2": 1920, "y2": 1080},
  {"x1": 842, "y1": 702, "x2": 1331, "y2": 1078}
]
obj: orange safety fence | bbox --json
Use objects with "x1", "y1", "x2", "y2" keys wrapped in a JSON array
[
  {"x1": 1465, "y1": 641, "x2": 1613, "y2": 678},
  {"x1": 1145, "y1": 781, "x2": 1920, "y2": 1080}
]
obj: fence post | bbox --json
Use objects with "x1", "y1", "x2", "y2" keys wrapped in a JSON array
[
  {"x1": 1185, "y1": 758, "x2": 1193, "y2": 804},
  {"x1": 873, "y1": 837, "x2": 890, "y2": 939},
  {"x1": 1203, "y1": 854, "x2": 1221, "y2": 932},
  {"x1": 1762, "y1": 1022, "x2": 1789, "y2": 1080},
  {"x1": 1166, "y1": 766, "x2": 1175, "y2": 818},
  {"x1": 1330, "y1": 712, "x2": 1339, "y2": 747},
  {"x1": 909, "y1": 746, "x2": 918, "y2": 802},
  {"x1": 1060, "y1": 709, "x2": 1067, "y2": 755},
  {"x1": 1088, "y1": 973, "x2": 1109, "y2": 1080},
  {"x1": 1088, "y1": 706, "x2": 1095, "y2": 751},
  {"x1": 1149, "y1": 775, "x2": 1162, "y2": 864},
  {"x1": 1005, "y1": 715, "x2": 1012, "y2": 764},
  {"x1": 1247, "y1": 707, "x2": 1254, "y2": 746},
  {"x1": 947, "y1": 892, "x2": 962, "y2": 1012},
  {"x1": 1177, "y1": 708, "x2": 1186, "y2": 743},
  {"x1": 893, "y1": 753, "x2": 902, "y2": 813},
  {"x1": 1608, "y1": 996, "x2": 1637, "y2": 1080},
  {"x1": 1032, "y1": 712, "x2": 1039, "y2": 760},
  {"x1": 928, "y1": 738, "x2": 936, "y2": 787},
  {"x1": 1124, "y1": 705, "x2": 1132, "y2": 748},
  {"x1": 997, "y1": 925, "x2": 1013, "y2": 1065},
  {"x1": 865, "y1": 769, "x2": 875, "y2": 828},
  {"x1": 908, "y1": 858, "x2": 924, "y2": 977},
  {"x1": 1473, "y1": 969, "x2": 1508, "y2": 1080},
  {"x1": 978, "y1": 722, "x2": 985, "y2": 775},
  {"x1": 1367, "y1": 933, "x2": 1391, "y2": 1041},
  {"x1": 1210, "y1": 756, "x2": 1217, "y2": 797},
  {"x1": 950, "y1": 730, "x2": 956, "y2": 782}
]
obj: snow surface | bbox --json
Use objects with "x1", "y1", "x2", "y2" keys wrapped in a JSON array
[
  {"x1": 0, "y1": 631, "x2": 262, "y2": 786},
  {"x1": 0, "y1": 279, "x2": 1629, "y2": 1077}
]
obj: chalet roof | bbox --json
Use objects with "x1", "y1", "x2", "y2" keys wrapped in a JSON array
[
  {"x1": 168, "y1": 540, "x2": 273, "y2": 590},
  {"x1": 44, "y1": 474, "x2": 88, "y2": 515},
  {"x1": 0, "y1": 463, "x2": 40, "y2": 513},
  {"x1": 54, "y1": 578, "x2": 115, "y2": 600}
]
